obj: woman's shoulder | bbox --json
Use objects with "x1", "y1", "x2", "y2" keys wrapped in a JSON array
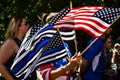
[
  {"x1": 6, "y1": 38, "x2": 16, "y2": 44},
  {"x1": 0, "y1": 38, "x2": 17, "y2": 59},
  {"x1": 2, "y1": 38, "x2": 17, "y2": 49}
]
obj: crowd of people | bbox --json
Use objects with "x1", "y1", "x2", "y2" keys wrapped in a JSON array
[{"x1": 0, "y1": 13, "x2": 120, "y2": 80}]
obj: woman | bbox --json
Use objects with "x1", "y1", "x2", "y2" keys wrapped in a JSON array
[{"x1": 0, "y1": 16, "x2": 29, "y2": 80}]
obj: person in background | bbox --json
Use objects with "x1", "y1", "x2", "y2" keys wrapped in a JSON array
[
  {"x1": 0, "y1": 16, "x2": 29, "y2": 80},
  {"x1": 41, "y1": 13, "x2": 49, "y2": 23},
  {"x1": 103, "y1": 36, "x2": 117, "y2": 80},
  {"x1": 41, "y1": 12, "x2": 58, "y2": 23},
  {"x1": 79, "y1": 27, "x2": 112, "y2": 80},
  {"x1": 116, "y1": 37, "x2": 120, "y2": 44},
  {"x1": 111, "y1": 43, "x2": 120, "y2": 79}
]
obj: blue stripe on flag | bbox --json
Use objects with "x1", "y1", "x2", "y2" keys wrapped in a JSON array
[
  {"x1": 12, "y1": 39, "x2": 50, "y2": 73},
  {"x1": 38, "y1": 25, "x2": 54, "y2": 34}
]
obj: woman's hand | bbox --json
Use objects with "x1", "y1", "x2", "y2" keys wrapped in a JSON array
[
  {"x1": 50, "y1": 53, "x2": 82, "y2": 80},
  {"x1": 67, "y1": 52, "x2": 82, "y2": 70}
]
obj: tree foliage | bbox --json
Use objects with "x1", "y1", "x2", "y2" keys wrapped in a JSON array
[{"x1": 0, "y1": 0, "x2": 120, "y2": 42}]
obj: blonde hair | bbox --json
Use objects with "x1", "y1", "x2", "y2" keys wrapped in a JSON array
[
  {"x1": 5, "y1": 16, "x2": 23, "y2": 40},
  {"x1": 40, "y1": 12, "x2": 58, "y2": 23},
  {"x1": 40, "y1": 13, "x2": 48, "y2": 23}
]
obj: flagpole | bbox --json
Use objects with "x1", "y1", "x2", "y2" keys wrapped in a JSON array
[
  {"x1": 70, "y1": 0, "x2": 72, "y2": 9},
  {"x1": 70, "y1": 0, "x2": 78, "y2": 53},
  {"x1": 56, "y1": 27, "x2": 71, "y2": 57},
  {"x1": 70, "y1": 1, "x2": 81, "y2": 79}
]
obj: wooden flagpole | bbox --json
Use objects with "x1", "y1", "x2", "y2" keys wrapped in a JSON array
[
  {"x1": 70, "y1": 1, "x2": 82, "y2": 79},
  {"x1": 70, "y1": 0, "x2": 78, "y2": 53},
  {"x1": 70, "y1": 0, "x2": 72, "y2": 9}
]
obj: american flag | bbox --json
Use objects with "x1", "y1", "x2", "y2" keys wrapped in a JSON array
[{"x1": 55, "y1": 6, "x2": 120, "y2": 38}]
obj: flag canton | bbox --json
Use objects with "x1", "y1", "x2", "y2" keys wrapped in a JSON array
[
  {"x1": 28, "y1": 21, "x2": 44, "y2": 40},
  {"x1": 44, "y1": 31, "x2": 63, "y2": 52},
  {"x1": 54, "y1": 57, "x2": 68, "y2": 68},
  {"x1": 93, "y1": 7, "x2": 120, "y2": 24},
  {"x1": 48, "y1": 6, "x2": 71, "y2": 25}
]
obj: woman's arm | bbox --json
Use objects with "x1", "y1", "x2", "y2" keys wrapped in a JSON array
[
  {"x1": 0, "y1": 39, "x2": 17, "y2": 80},
  {"x1": 51, "y1": 53, "x2": 82, "y2": 80},
  {"x1": 40, "y1": 53, "x2": 82, "y2": 80},
  {"x1": 111, "y1": 49, "x2": 118, "y2": 63},
  {"x1": 78, "y1": 58, "x2": 89, "y2": 80}
]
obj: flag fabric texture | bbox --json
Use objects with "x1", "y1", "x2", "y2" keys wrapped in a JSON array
[
  {"x1": 48, "y1": 6, "x2": 71, "y2": 26},
  {"x1": 11, "y1": 25, "x2": 55, "y2": 78},
  {"x1": 22, "y1": 20, "x2": 44, "y2": 45},
  {"x1": 17, "y1": 20, "x2": 45, "y2": 58},
  {"x1": 11, "y1": 25, "x2": 68, "y2": 79},
  {"x1": 55, "y1": 6, "x2": 120, "y2": 38},
  {"x1": 46, "y1": 6, "x2": 75, "y2": 41},
  {"x1": 24, "y1": 30, "x2": 69, "y2": 79},
  {"x1": 35, "y1": 30, "x2": 68, "y2": 66}
]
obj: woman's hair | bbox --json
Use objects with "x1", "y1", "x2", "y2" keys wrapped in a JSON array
[
  {"x1": 5, "y1": 16, "x2": 24, "y2": 39},
  {"x1": 40, "y1": 12, "x2": 58, "y2": 23},
  {"x1": 41, "y1": 13, "x2": 49, "y2": 23}
]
